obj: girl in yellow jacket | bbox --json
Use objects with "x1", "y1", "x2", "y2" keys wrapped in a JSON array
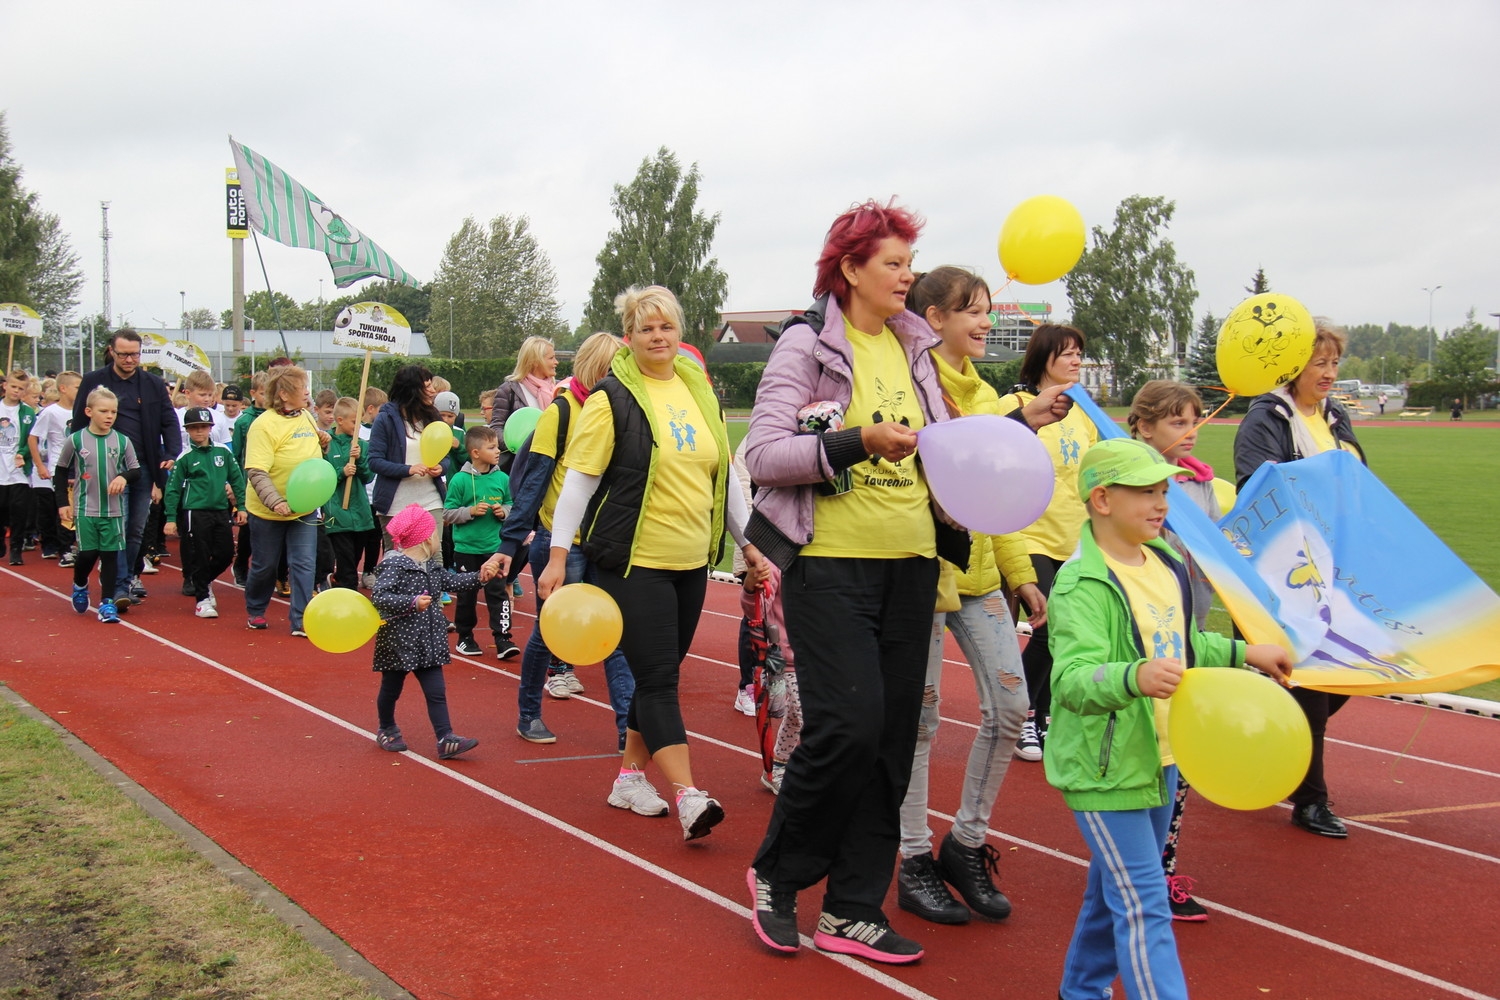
[{"x1": 895, "y1": 267, "x2": 1049, "y2": 926}]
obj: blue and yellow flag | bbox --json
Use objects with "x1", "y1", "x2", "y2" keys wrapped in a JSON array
[{"x1": 1066, "y1": 387, "x2": 1500, "y2": 695}]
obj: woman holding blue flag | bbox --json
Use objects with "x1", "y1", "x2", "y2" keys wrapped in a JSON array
[{"x1": 1233, "y1": 319, "x2": 1366, "y2": 839}]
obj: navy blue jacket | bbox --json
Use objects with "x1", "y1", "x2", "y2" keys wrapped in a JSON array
[{"x1": 368, "y1": 401, "x2": 447, "y2": 515}]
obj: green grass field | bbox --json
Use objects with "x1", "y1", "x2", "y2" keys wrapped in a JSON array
[{"x1": 725, "y1": 417, "x2": 1500, "y2": 699}]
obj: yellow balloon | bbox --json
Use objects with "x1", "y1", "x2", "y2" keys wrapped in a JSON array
[
  {"x1": 998, "y1": 195, "x2": 1086, "y2": 285},
  {"x1": 539, "y1": 583, "x2": 623, "y2": 666},
  {"x1": 419, "y1": 421, "x2": 453, "y2": 467},
  {"x1": 1210, "y1": 477, "x2": 1236, "y2": 516},
  {"x1": 1168, "y1": 668, "x2": 1311, "y2": 811},
  {"x1": 304, "y1": 588, "x2": 382, "y2": 654},
  {"x1": 1215, "y1": 292, "x2": 1316, "y2": 396}
]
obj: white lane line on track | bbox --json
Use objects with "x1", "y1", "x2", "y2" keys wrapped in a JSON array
[
  {"x1": 17, "y1": 566, "x2": 1496, "y2": 1000},
  {"x1": 5, "y1": 569, "x2": 938, "y2": 1000}
]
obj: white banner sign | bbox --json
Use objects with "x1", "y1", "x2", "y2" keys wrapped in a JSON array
[
  {"x1": 331, "y1": 302, "x2": 411, "y2": 355},
  {"x1": 139, "y1": 332, "x2": 169, "y2": 367},
  {"x1": 0, "y1": 303, "x2": 43, "y2": 338},
  {"x1": 159, "y1": 339, "x2": 211, "y2": 378}
]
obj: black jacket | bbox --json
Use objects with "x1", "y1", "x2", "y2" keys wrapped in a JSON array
[
  {"x1": 1233, "y1": 392, "x2": 1365, "y2": 490},
  {"x1": 72, "y1": 365, "x2": 180, "y2": 488},
  {"x1": 580, "y1": 375, "x2": 656, "y2": 574}
]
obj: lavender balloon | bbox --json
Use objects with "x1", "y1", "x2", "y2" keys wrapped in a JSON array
[{"x1": 917, "y1": 415, "x2": 1054, "y2": 535}]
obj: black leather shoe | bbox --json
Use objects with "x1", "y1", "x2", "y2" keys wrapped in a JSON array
[
  {"x1": 1291, "y1": 801, "x2": 1348, "y2": 838},
  {"x1": 938, "y1": 832, "x2": 1013, "y2": 920},
  {"x1": 897, "y1": 853, "x2": 969, "y2": 924}
]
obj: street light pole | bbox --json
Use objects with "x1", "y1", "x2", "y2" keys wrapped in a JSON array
[
  {"x1": 1490, "y1": 312, "x2": 1500, "y2": 384},
  {"x1": 1380, "y1": 355, "x2": 1386, "y2": 385},
  {"x1": 1422, "y1": 285, "x2": 1442, "y2": 367},
  {"x1": 449, "y1": 296, "x2": 455, "y2": 360}
]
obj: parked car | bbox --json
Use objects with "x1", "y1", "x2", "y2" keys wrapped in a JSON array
[{"x1": 1375, "y1": 384, "x2": 1402, "y2": 396}]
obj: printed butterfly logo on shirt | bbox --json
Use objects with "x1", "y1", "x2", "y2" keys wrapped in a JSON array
[{"x1": 1148, "y1": 602, "x2": 1182, "y2": 659}]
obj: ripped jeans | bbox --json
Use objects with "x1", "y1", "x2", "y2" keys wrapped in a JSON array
[{"x1": 899, "y1": 591, "x2": 1030, "y2": 855}]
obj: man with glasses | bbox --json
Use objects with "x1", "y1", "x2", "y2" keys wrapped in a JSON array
[{"x1": 72, "y1": 330, "x2": 180, "y2": 609}]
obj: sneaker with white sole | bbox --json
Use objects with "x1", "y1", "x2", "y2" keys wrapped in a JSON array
[
  {"x1": 813, "y1": 913, "x2": 924, "y2": 964},
  {"x1": 59, "y1": 551, "x2": 77, "y2": 568},
  {"x1": 194, "y1": 598, "x2": 219, "y2": 619},
  {"x1": 544, "y1": 674, "x2": 573, "y2": 700},
  {"x1": 496, "y1": 639, "x2": 521, "y2": 660},
  {"x1": 71, "y1": 584, "x2": 90, "y2": 614},
  {"x1": 607, "y1": 769, "x2": 669, "y2": 817},
  {"x1": 760, "y1": 763, "x2": 785, "y2": 795},
  {"x1": 734, "y1": 685, "x2": 756, "y2": 716},
  {"x1": 361, "y1": 572, "x2": 377, "y2": 590},
  {"x1": 516, "y1": 718, "x2": 557, "y2": 744},
  {"x1": 455, "y1": 636, "x2": 483, "y2": 656},
  {"x1": 139, "y1": 561, "x2": 158, "y2": 575},
  {"x1": 676, "y1": 787, "x2": 725, "y2": 841},
  {"x1": 437, "y1": 734, "x2": 479, "y2": 759},
  {"x1": 561, "y1": 671, "x2": 585, "y2": 695},
  {"x1": 1013, "y1": 715, "x2": 1043, "y2": 762},
  {"x1": 97, "y1": 600, "x2": 120, "y2": 625},
  {"x1": 748, "y1": 868, "x2": 799, "y2": 953}
]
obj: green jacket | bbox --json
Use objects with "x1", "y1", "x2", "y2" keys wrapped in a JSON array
[
  {"x1": 231, "y1": 405, "x2": 265, "y2": 466},
  {"x1": 323, "y1": 432, "x2": 374, "y2": 534},
  {"x1": 163, "y1": 442, "x2": 246, "y2": 516},
  {"x1": 9, "y1": 402, "x2": 38, "y2": 475},
  {"x1": 1043, "y1": 522, "x2": 1246, "y2": 812},
  {"x1": 444, "y1": 461, "x2": 512, "y2": 554}
]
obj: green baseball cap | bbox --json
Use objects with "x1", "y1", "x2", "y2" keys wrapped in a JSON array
[{"x1": 1077, "y1": 438, "x2": 1194, "y2": 501}]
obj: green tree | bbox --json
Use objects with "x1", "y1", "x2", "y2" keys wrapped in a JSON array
[
  {"x1": 0, "y1": 112, "x2": 43, "y2": 305},
  {"x1": 1063, "y1": 195, "x2": 1197, "y2": 401},
  {"x1": 583, "y1": 147, "x2": 728, "y2": 351},
  {"x1": 431, "y1": 214, "x2": 566, "y2": 359},
  {"x1": 30, "y1": 212, "x2": 83, "y2": 344},
  {"x1": 326, "y1": 279, "x2": 432, "y2": 333},
  {"x1": 1244, "y1": 267, "x2": 1270, "y2": 295},
  {"x1": 181, "y1": 307, "x2": 218, "y2": 330},
  {"x1": 220, "y1": 290, "x2": 317, "y2": 332},
  {"x1": 1434, "y1": 310, "x2": 1498, "y2": 402}
]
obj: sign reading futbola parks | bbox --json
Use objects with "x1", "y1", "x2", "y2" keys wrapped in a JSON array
[{"x1": 332, "y1": 302, "x2": 412, "y2": 355}]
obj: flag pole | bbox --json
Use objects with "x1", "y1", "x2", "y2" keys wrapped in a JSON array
[
  {"x1": 6, "y1": 334, "x2": 13, "y2": 372},
  {"x1": 249, "y1": 231, "x2": 292, "y2": 359},
  {"x1": 342, "y1": 349, "x2": 372, "y2": 509}
]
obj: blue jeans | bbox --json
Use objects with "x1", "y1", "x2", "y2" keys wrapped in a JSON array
[
  {"x1": 114, "y1": 473, "x2": 154, "y2": 596},
  {"x1": 1060, "y1": 766, "x2": 1186, "y2": 1000},
  {"x1": 519, "y1": 527, "x2": 633, "y2": 734},
  {"x1": 243, "y1": 514, "x2": 318, "y2": 629},
  {"x1": 900, "y1": 591, "x2": 1030, "y2": 855}
]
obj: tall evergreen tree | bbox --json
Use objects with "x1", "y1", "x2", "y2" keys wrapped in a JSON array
[
  {"x1": 0, "y1": 112, "x2": 44, "y2": 306},
  {"x1": 583, "y1": 148, "x2": 728, "y2": 351},
  {"x1": 1244, "y1": 267, "x2": 1270, "y2": 295}
]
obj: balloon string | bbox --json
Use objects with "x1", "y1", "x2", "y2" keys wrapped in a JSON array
[
  {"x1": 1159, "y1": 389, "x2": 1238, "y2": 455},
  {"x1": 1387, "y1": 704, "x2": 1433, "y2": 784},
  {"x1": 990, "y1": 276, "x2": 1044, "y2": 329}
]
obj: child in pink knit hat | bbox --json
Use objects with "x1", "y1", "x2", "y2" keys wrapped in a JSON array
[{"x1": 370, "y1": 503, "x2": 493, "y2": 759}]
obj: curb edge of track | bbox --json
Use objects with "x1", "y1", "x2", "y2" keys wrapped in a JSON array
[{"x1": 0, "y1": 682, "x2": 415, "y2": 1000}]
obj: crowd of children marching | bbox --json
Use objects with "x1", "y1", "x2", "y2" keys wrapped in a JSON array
[{"x1": 5, "y1": 343, "x2": 1303, "y2": 998}]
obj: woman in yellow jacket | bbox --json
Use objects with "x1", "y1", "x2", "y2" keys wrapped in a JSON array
[
  {"x1": 998, "y1": 323, "x2": 1097, "y2": 760},
  {"x1": 895, "y1": 267, "x2": 1049, "y2": 926}
]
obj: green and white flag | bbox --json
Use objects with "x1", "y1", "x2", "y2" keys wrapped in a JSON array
[{"x1": 228, "y1": 136, "x2": 421, "y2": 289}]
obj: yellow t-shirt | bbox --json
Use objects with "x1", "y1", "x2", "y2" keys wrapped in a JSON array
[
  {"x1": 998, "y1": 391, "x2": 1095, "y2": 560},
  {"x1": 801, "y1": 321, "x2": 934, "y2": 559},
  {"x1": 1103, "y1": 548, "x2": 1185, "y2": 766},
  {"x1": 1298, "y1": 408, "x2": 1360, "y2": 458},
  {"x1": 530, "y1": 394, "x2": 584, "y2": 538},
  {"x1": 565, "y1": 374, "x2": 720, "y2": 571},
  {"x1": 244, "y1": 409, "x2": 324, "y2": 521}
]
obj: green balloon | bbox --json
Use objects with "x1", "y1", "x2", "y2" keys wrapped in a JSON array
[
  {"x1": 285, "y1": 458, "x2": 337, "y2": 513},
  {"x1": 503, "y1": 406, "x2": 543, "y2": 452}
]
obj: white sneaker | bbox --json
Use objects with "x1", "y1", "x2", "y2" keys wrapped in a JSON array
[
  {"x1": 607, "y1": 770, "x2": 669, "y2": 817},
  {"x1": 361, "y1": 571, "x2": 377, "y2": 590},
  {"x1": 139, "y1": 561, "x2": 159, "y2": 575},
  {"x1": 1014, "y1": 718, "x2": 1043, "y2": 762},
  {"x1": 194, "y1": 598, "x2": 218, "y2": 619},
  {"x1": 545, "y1": 674, "x2": 573, "y2": 700},
  {"x1": 677, "y1": 787, "x2": 725, "y2": 841},
  {"x1": 734, "y1": 685, "x2": 756, "y2": 716},
  {"x1": 760, "y1": 763, "x2": 785, "y2": 795},
  {"x1": 562, "y1": 671, "x2": 586, "y2": 695}
]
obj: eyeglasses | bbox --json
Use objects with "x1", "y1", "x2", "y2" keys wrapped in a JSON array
[{"x1": 114, "y1": 351, "x2": 141, "y2": 359}]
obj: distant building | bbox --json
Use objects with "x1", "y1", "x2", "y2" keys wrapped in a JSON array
[{"x1": 987, "y1": 300, "x2": 1052, "y2": 353}]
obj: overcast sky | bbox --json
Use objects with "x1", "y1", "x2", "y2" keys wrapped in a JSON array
[{"x1": 6, "y1": 1, "x2": 1497, "y2": 343}]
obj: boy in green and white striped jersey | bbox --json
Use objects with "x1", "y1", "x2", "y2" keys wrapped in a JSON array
[{"x1": 52, "y1": 387, "x2": 142, "y2": 623}]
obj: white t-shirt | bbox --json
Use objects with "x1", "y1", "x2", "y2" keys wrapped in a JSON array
[
  {"x1": 0, "y1": 401, "x2": 26, "y2": 487},
  {"x1": 29, "y1": 402, "x2": 71, "y2": 486},
  {"x1": 388, "y1": 423, "x2": 442, "y2": 512},
  {"x1": 175, "y1": 405, "x2": 234, "y2": 455}
]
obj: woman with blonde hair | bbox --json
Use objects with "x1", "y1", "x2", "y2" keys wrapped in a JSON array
[
  {"x1": 242, "y1": 365, "x2": 325, "y2": 634},
  {"x1": 539, "y1": 287, "x2": 766, "y2": 843},
  {"x1": 488, "y1": 335, "x2": 559, "y2": 472},
  {"x1": 486, "y1": 332, "x2": 637, "y2": 748}
]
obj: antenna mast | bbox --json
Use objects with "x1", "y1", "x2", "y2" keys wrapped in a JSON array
[{"x1": 100, "y1": 201, "x2": 112, "y2": 328}]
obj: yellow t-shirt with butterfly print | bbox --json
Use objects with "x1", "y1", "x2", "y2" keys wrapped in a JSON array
[
  {"x1": 801, "y1": 319, "x2": 935, "y2": 559},
  {"x1": 1102, "y1": 548, "x2": 1185, "y2": 766}
]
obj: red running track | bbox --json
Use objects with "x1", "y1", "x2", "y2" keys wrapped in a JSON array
[{"x1": 3, "y1": 558, "x2": 1498, "y2": 1000}]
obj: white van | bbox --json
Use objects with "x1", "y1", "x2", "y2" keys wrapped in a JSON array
[{"x1": 1333, "y1": 379, "x2": 1362, "y2": 396}]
